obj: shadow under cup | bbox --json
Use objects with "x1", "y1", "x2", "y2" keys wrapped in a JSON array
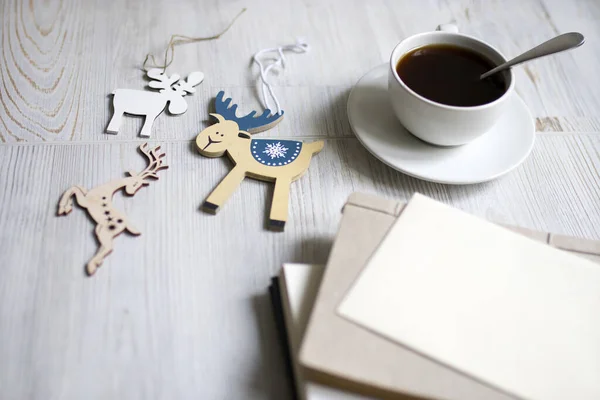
[{"x1": 388, "y1": 32, "x2": 514, "y2": 147}]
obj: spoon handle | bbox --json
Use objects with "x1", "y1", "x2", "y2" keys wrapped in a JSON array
[{"x1": 480, "y1": 32, "x2": 585, "y2": 79}]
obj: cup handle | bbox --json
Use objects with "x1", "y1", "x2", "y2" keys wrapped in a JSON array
[{"x1": 436, "y1": 24, "x2": 459, "y2": 33}]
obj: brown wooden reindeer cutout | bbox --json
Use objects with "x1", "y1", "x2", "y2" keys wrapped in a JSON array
[
  {"x1": 195, "y1": 91, "x2": 324, "y2": 231},
  {"x1": 57, "y1": 144, "x2": 168, "y2": 276},
  {"x1": 107, "y1": 69, "x2": 204, "y2": 137}
]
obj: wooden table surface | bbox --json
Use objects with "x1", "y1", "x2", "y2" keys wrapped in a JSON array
[{"x1": 1, "y1": 0, "x2": 599, "y2": 398}]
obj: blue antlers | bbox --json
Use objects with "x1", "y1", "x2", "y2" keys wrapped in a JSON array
[{"x1": 214, "y1": 91, "x2": 284, "y2": 133}]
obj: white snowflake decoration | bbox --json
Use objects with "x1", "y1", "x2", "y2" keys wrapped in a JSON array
[{"x1": 263, "y1": 142, "x2": 289, "y2": 159}]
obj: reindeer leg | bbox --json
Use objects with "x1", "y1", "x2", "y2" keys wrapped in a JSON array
[
  {"x1": 139, "y1": 114, "x2": 156, "y2": 138},
  {"x1": 58, "y1": 186, "x2": 88, "y2": 215},
  {"x1": 87, "y1": 225, "x2": 115, "y2": 276},
  {"x1": 268, "y1": 177, "x2": 292, "y2": 231},
  {"x1": 202, "y1": 167, "x2": 246, "y2": 214},
  {"x1": 124, "y1": 219, "x2": 142, "y2": 235},
  {"x1": 106, "y1": 110, "x2": 123, "y2": 134}
]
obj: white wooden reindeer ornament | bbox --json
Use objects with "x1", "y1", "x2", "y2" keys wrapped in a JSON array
[
  {"x1": 195, "y1": 91, "x2": 324, "y2": 231},
  {"x1": 107, "y1": 69, "x2": 204, "y2": 137},
  {"x1": 57, "y1": 144, "x2": 168, "y2": 276}
]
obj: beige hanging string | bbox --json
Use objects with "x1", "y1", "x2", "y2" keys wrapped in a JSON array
[{"x1": 142, "y1": 8, "x2": 247, "y2": 72}]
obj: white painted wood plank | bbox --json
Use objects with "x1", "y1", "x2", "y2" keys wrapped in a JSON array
[
  {"x1": 1, "y1": 134, "x2": 600, "y2": 399},
  {"x1": 1, "y1": 0, "x2": 599, "y2": 142},
  {"x1": 0, "y1": 0, "x2": 380, "y2": 142},
  {"x1": 0, "y1": 143, "x2": 297, "y2": 400}
]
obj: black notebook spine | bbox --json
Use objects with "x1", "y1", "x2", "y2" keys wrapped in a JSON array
[{"x1": 269, "y1": 277, "x2": 299, "y2": 400}]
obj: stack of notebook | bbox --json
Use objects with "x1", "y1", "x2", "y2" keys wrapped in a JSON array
[{"x1": 269, "y1": 192, "x2": 600, "y2": 400}]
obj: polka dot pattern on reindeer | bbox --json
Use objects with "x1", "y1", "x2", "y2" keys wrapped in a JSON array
[{"x1": 250, "y1": 139, "x2": 302, "y2": 166}]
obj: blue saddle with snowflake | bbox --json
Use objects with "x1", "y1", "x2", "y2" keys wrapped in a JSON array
[{"x1": 251, "y1": 139, "x2": 303, "y2": 167}]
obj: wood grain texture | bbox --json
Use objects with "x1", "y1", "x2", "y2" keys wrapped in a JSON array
[
  {"x1": 1, "y1": 0, "x2": 599, "y2": 142},
  {"x1": 1, "y1": 0, "x2": 600, "y2": 399}
]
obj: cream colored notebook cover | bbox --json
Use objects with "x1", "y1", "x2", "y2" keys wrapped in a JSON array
[
  {"x1": 339, "y1": 194, "x2": 600, "y2": 400},
  {"x1": 299, "y1": 192, "x2": 600, "y2": 400}
]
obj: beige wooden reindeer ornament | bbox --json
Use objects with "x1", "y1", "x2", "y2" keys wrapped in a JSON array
[
  {"x1": 58, "y1": 144, "x2": 168, "y2": 276},
  {"x1": 107, "y1": 69, "x2": 204, "y2": 137},
  {"x1": 196, "y1": 91, "x2": 324, "y2": 231}
]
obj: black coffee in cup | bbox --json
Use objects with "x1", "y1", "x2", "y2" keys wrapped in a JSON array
[{"x1": 396, "y1": 44, "x2": 507, "y2": 107}]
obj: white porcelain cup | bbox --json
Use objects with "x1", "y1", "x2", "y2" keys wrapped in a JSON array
[{"x1": 388, "y1": 24, "x2": 514, "y2": 146}]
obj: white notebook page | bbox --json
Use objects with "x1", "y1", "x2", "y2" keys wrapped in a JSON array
[{"x1": 339, "y1": 194, "x2": 600, "y2": 400}]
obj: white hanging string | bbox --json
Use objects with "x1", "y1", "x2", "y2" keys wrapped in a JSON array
[{"x1": 252, "y1": 38, "x2": 310, "y2": 115}]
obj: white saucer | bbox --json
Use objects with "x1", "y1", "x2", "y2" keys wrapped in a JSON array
[{"x1": 347, "y1": 64, "x2": 535, "y2": 184}]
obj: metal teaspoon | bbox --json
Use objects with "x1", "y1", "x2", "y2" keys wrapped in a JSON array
[{"x1": 480, "y1": 32, "x2": 585, "y2": 80}]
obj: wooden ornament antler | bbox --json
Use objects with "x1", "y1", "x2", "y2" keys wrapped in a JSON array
[
  {"x1": 57, "y1": 143, "x2": 168, "y2": 276},
  {"x1": 195, "y1": 91, "x2": 324, "y2": 231}
]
